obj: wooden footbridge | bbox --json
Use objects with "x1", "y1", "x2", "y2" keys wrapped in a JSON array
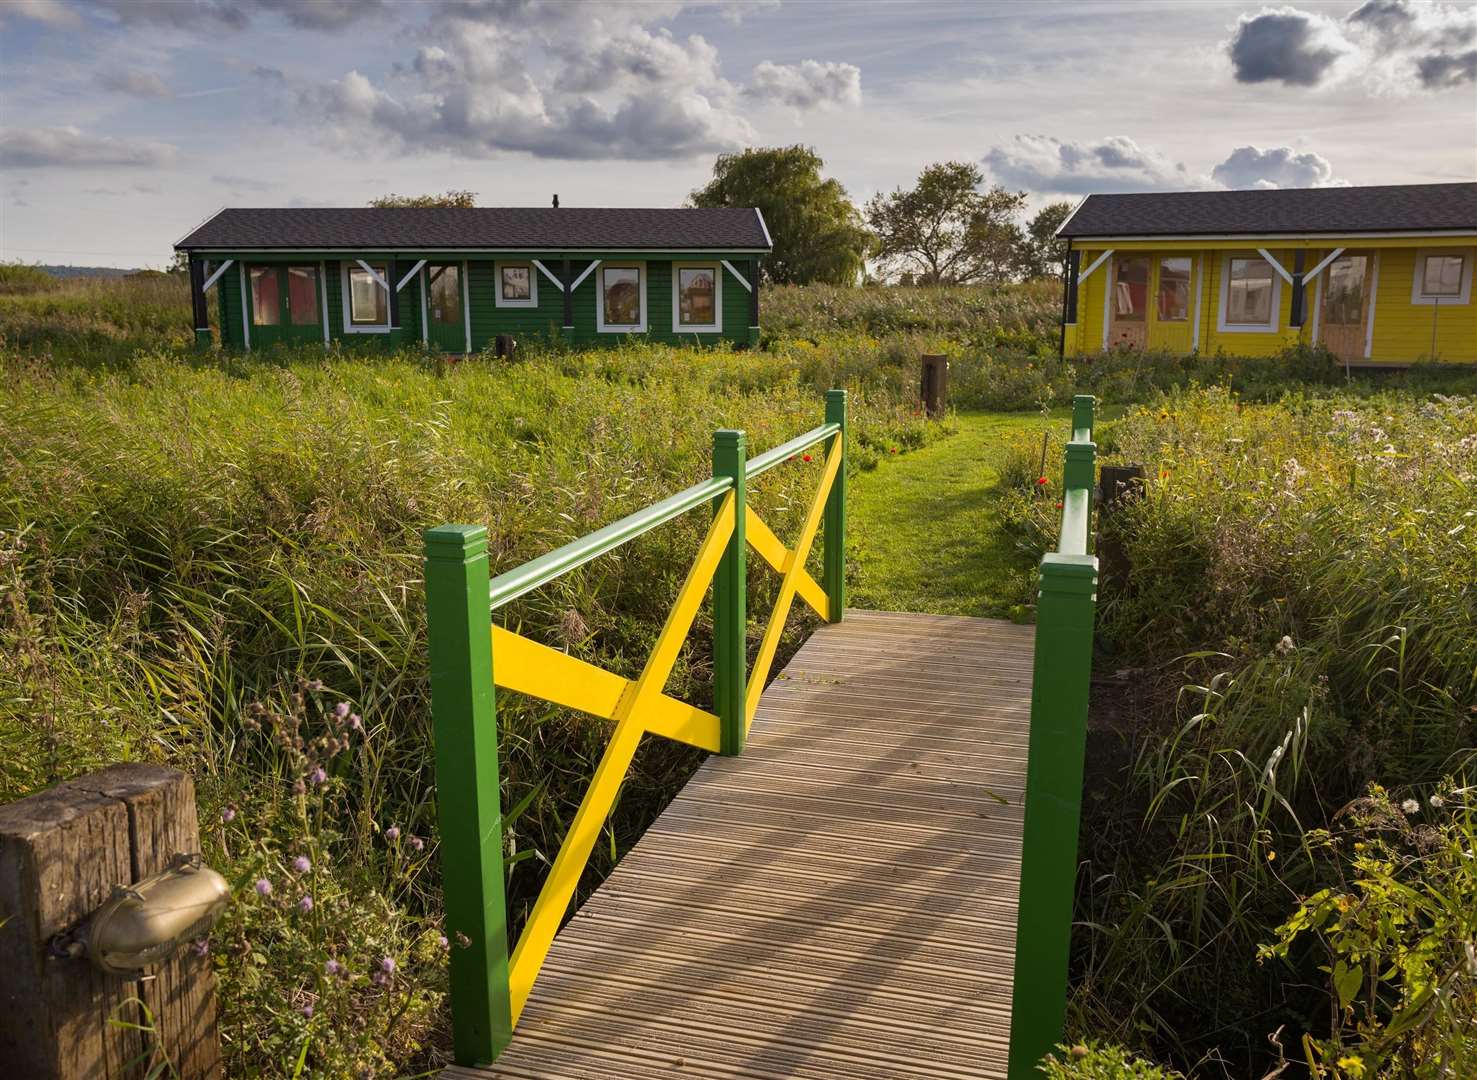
[{"x1": 425, "y1": 394, "x2": 1099, "y2": 1080}]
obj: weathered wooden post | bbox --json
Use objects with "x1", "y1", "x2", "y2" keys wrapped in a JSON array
[
  {"x1": 0, "y1": 764, "x2": 224, "y2": 1078},
  {"x1": 1097, "y1": 463, "x2": 1146, "y2": 596},
  {"x1": 920, "y1": 354, "x2": 949, "y2": 416}
]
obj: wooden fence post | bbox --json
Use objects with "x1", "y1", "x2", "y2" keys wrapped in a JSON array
[
  {"x1": 0, "y1": 764, "x2": 223, "y2": 1079},
  {"x1": 424, "y1": 525, "x2": 513, "y2": 1066},
  {"x1": 823, "y1": 389, "x2": 847, "y2": 623},
  {"x1": 712, "y1": 429, "x2": 748, "y2": 756}
]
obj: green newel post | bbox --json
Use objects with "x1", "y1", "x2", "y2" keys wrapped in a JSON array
[
  {"x1": 823, "y1": 389, "x2": 847, "y2": 623},
  {"x1": 423, "y1": 525, "x2": 513, "y2": 1066},
  {"x1": 1071, "y1": 393, "x2": 1095, "y2": 436},
  {"x1": 1008, "y1": 402, "x2": 1099, "y2": 1080},
  {"x1": 712, "y1": 430, "x2": 747, "y2": 756}
]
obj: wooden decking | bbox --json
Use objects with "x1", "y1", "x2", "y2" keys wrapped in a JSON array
[{"x1": 449, "y1": 609, "x2": 1035, "y2": 1079}]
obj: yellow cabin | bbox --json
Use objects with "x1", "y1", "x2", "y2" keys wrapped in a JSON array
[{"x1": 1056, "y1": 183, "x2": 1476, "y2": 365}]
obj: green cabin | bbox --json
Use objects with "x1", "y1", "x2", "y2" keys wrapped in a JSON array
[{"x1": 174, "y1": 205, "x2": 772, "y2": 352}]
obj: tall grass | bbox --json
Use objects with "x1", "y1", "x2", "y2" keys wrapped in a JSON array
[
  {"x1": 0, "y1": 341, "x2": 944, "y2": 1073},
  {"x1": 1066, "y1": 389, "x2": 1477, "y2": 1072}
]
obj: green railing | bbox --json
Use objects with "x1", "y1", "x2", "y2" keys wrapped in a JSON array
[
  {"x1": 423, "y1": 391, "x2": 847, "y2": 1066},
  {"x1": 1008, "y1": 393, "x2": 1099, "y2": 1078}
]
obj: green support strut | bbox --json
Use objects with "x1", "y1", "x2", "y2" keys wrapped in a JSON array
[
  {"x1": 823, "y1": 389, "x2": 847, "y2": 623},
  {"x1": 712, "y1": 429, "x2": 747, "y2": 755},
  {"x1": 423, "y1": 525, "x2": 513, "y2": 1065}
]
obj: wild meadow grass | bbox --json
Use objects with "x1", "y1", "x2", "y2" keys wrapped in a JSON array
[
  {"x1": 4, "y1": 271, "x2": 1475, "y2": 1075},
  {"x1": 1057, "y1": 390, "x2": 1477, "y2": 1074},
  {"x1": 0, "y1": 339, "x2": 945, "y2": 1073}
]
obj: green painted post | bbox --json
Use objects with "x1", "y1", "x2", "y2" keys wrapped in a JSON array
[
  {"x1": 1071, "y1": 393, "x2": 1095, "y2": 437},
  {"x1": 822, "y1": 389, "x2": 847, "y2": 623},
  {"x1": 1008, "y1": 402, "x2": 1098, "y2": 1078},
  {"x1": 1007, "y1": 553, "x2": 1098, "y2": 1077},
  {"x1": 712, "y1": 429, "x2": 747, "y2": 755},
  {"x1": 423, "y1": 525, "x2": 513, "y2": 1066}
]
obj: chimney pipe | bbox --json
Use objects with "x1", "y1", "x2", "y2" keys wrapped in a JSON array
[{"x1": 552, "y1": 194, "x2": 559, "y2": 208}]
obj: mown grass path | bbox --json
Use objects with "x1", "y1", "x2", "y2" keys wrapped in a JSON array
[{"x1": 848, "y1": 410, "x2": 1054, "y2": 618}]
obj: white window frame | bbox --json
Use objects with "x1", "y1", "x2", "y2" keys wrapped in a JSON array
[
  {"x1": 494, "y1": 260, "x2": 538, "y2": 309},
  {"x1": 1410, "y1": 248, "x2": 1472, "y2": 306},
  {"x1": 596, "y1": 261, "x2": 647, "y2": 334},
  {"x1": 340, "y1": 260, "x2": 392, "y2": 333},
  {"x1": 671, "y1": 260, "x2": 722, "y2": 335},
  {"x1": 1217, "y1": 252, "x2": 1282, "y2": 333}
]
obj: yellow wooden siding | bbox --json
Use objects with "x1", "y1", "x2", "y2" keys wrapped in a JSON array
[
  {"x1": 1362, "y1": 248, "x2": 1476, "y2": 363},
  {"x1": 1066, "y1": 240, "x2": 1476, "y2": 363}
]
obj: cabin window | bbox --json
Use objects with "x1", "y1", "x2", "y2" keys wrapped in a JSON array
[
  {"x1": 495, "y1": 261, "x2": 538, "y2": 308},
  {"x1": 597, "y1": 263, "x2": 646, "y2": 333},
  {"x1": 1112, "y1": 257, "x2": 1149, "y2": 321},
  {"x1": 250, "y1": 267, "x2": 281, "y2": 326},
  {"x1": 1156, "y1": 257, "x2": 1191, "y2": 322},
  {"x1": 1218, "y1": 255, "x2": 1280, "y2": 332},
  {"x1": 287, "y1": 267, "x2": 319, "y2": 326},
  {"x1": 673, "y1": 262, "x2": 721, "y2": 333},
  {"x1": 345, "y1": 262, "x2": 389, "y2": 329},
  {"x1": 1411, "y1": 250, "x2": 1471, "y2": 305}
]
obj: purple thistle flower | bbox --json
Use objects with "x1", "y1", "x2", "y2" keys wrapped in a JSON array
[
  {"x1": 349, "y1": 713, "x2": 363, "y2": 731},
  {"x1": 291, "y1": 779, "x2": 306, "y2": 796},
  {"x1": 254, "y1": 878, "x2": 272, "y2": 897},
  {"x1": 221, "y1": 806, "x2": 237, "y2": 824},
  {"x1": 324, "y1": 959, "x2": 343, "y2": 976},
  {"x1": 380, "y1": 956, "x2": 396, "y2": 974},
  {"x1": 301, "y1": 1003, "x2": 314, "y2": 1019},
  {"x1": 384, "y1": 826, "x2": 400, "y2": 841},
  {"x1": 308, "y1": 766, "x2": 327, "y2": 786},
  {"x1": 298, "y1": 894, "x2": 314, "y2": 913},
  {"x1": 292, "y1": 855, "x2": 311, "y2": 874},
  {"x1": 191, "y1": 938, "x2": 210, "y2": 958},
  {"x1": 408, "y1": 836, "x2": 424, "y2": 852},
  {"x1": 438, "y1": 935, "x2": 449, "y2": 950},
  {"x1": 371, "y1": 970, "x2": 388, "y2": 986},
  {"x1": 333, "y1": 701, "x2": 351, "y2": 720}
]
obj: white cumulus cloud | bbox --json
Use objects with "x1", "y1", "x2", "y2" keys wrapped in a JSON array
[{"x1": 746, "y1": 60, "x2": 861, "y2": 110}]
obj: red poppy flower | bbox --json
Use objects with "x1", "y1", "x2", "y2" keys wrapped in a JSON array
[
  {"x1": 1055, "y1": 501, "x2": 1064, "y2": 509},
  {"x1": 1036, "y1": 476, "x2": 1048, "y2": 485},
  {"x1": 802, "y1": 453, "x2": 812, "y2": 463},
  {"x1": 1160, "y1": 470, "x2": 1170, "y2": 479},
  {"x1": 889, "y1": 447, "x2": 898, "y2": 454}
]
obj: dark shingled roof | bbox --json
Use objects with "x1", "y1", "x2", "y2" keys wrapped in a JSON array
[
  {"x1": 1058, "y1": 183, "x2": 1477, "y2": 239},
  {"x1": 176, "y1": 206, "x2": 771, "y2": 251}
]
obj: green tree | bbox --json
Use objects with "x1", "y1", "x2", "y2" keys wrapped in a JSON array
[
  {"x1": 369, "y1": 190, "x2": 476, "y2": 208},
  {"x1": 1016, "y1": 201, "x2": 1074, "y2": 282},
  {"x1": 865, "y1": 162, "x2": 1025, "y2": 285},
  {"x1": 690, "y1": 146, "x2": 871, "y2": 285}
]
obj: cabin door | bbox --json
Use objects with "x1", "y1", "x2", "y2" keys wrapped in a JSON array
[
  {"x1": 248, "y1": 265, "x2": 322, "y2": 347},
  {"x1": 425, "y1": 263, "x2": 467, "y2": 353},
  {"x1": 1108, "y1": 255, "x2": 1149, "y2": 350},
  {"x1": 1319, "y1": 253, "x2": 1371, "y2": 362}
]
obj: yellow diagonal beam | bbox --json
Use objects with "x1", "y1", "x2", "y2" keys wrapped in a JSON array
[
  {"x1": 746, "y1": 507, "x2": 829, "y2": 621},
  {"x1": 507, "y1": 493, "x2": 735, "y2": 1024},
  {"x1": 491, "y1": 627, "x2": 721, "y2": 752},
  {"x1": 744, "y1": 440, "x2": 841, "y2": 728}
]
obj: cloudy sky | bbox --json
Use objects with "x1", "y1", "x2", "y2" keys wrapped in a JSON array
[{"x1": 1, "y1": 0, "x2": 1473, "y2": 268}]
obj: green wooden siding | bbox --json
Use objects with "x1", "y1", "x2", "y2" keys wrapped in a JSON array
[{"x1": 206, "y1": 252, "x2": 759, "y2": 351}]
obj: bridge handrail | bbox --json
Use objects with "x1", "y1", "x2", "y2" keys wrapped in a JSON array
[
  {"x1": 424, "y1": 390, "x2": 847, "y2": 1067},
  {"x1": 1008, "y1": 393, "x2": 1099, "y2": 1079}
]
